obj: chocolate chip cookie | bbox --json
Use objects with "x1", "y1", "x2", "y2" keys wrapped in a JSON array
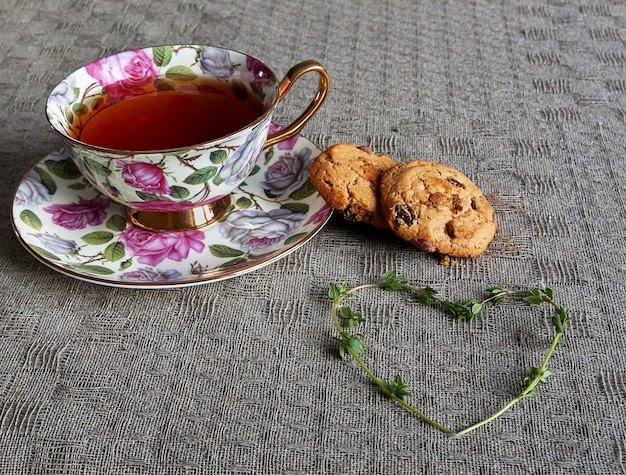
[
  {"x1": 309, "y1": 143, "x2": 396, "y2": 229},
  {"x1": 380, "y1": 160, "x2": 496, "y2": 257}
]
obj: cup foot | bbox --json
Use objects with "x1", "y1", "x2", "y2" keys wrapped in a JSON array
[{"x1": 126, "y1": 196, "x2": 231, "y2": 232}]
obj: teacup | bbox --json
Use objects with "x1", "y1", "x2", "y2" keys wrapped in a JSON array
[{"x1": 46, "y1": 45, "x2": 329, "y2": 232}]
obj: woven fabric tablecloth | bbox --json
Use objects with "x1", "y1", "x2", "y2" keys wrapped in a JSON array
[{"x1": 1, "y1": 0, "x2": 625, "y2": 473}]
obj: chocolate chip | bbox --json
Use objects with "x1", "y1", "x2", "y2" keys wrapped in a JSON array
[
  {"x1": 358, "y1": 145, "x2": 374, "y2": 154},
  {"x1": 445, "y1": 221, "x2": 455, "y2": 238},
  {"x1": 471, "y1": 198, "x2": 477, "y2": 210},
  {"x1": 394, "y1": 204, "x2": 416, "y2": 227},
  {"x1": 427, "y1": 192, "x2": 444, "y2": 207},
  {"x1": 451, "y1": 194, "x2": 463, "y2": 214},
  {"x1": 447, "y1": 177, "x2": 465, "y2": 188}
]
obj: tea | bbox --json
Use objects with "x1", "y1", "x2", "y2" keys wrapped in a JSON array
[{"x1": 79, "y1": 86, "x2": 263, "y2": 151}]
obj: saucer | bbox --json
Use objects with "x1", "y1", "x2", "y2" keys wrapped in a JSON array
[{"x1": 11, "y1": 131, "x2": 332, "y2": 288}]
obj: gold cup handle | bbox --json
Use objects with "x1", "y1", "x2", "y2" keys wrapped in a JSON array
[{"x1": 263, "y1": 60, "x2": 330, "y2": 149}]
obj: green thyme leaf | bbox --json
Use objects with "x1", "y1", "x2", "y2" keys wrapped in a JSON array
[
  {"x1": 338, "y1": 306, "x2": 364, "y2": 328},
  {"x1": 380, "y1": 270, "x2": 409, "y2": 291},
  {"x1": 540, "y1": 282, "x2": 555, "y2": 300},
  {"x1": 346, "y1": 334, "x2": 366, "y2": 355},
  {"x1": 523, "y1": 289, "x2": 545, "y2": 306},
  {"x1": 385, "y1": 374, "x2": 411, "y2": 401},
  {"x1": 329, "y1": 282, "x2": 347, "y2": 299}
]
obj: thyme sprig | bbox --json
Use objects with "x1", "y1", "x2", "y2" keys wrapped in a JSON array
[{"x1": 329, "y1": 271, "x2": 571, "y2": 436}]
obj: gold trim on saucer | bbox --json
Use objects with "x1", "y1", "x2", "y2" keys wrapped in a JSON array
[
  {"x1": 126, "y1": 196, "x2": 232, "y2": 232},
  {"x1": 11, "y1": 132, "x2": 332, "y2": 289}
]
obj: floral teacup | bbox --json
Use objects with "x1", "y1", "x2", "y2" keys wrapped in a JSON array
[{"x1": 46, "y1": 45, "x2": 329, "y2": 232}]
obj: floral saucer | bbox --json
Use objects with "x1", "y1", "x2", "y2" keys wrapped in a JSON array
[{"x1": 11, "y1": 130, "x2": 331, "y2": 288}]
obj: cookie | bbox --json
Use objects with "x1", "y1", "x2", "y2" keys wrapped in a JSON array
[
  {"x1": 380, "y1": 160, "x2": 496, "y2": 257},
  {"x1": 309, "y1": 143, "x2": 396, "y2": 229}
]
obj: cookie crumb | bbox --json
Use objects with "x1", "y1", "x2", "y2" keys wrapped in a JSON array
[{"x1": 439, "y1": 254, "x2": 461, "y2": 267}]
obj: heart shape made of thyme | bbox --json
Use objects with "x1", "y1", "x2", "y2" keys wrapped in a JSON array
[{"x1": 328, "y1": 271, "x2": 571, "y2": 436}]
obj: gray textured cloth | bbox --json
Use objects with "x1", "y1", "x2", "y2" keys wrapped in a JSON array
[{"x1": 1, "y1": 0, "x2": 625, "y2": 473}]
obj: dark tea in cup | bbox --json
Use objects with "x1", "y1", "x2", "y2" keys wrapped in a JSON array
[{"x1": 78, "y1": 82, "x2": 265, "y2": 151}]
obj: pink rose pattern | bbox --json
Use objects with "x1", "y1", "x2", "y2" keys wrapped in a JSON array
[
  {"x1": 246, "y1": 56, "x2": 273, "y2": 86},
  {"x1": 306, "y1": 203, "x2": 331, "y2": 226},
  {"x1": 85, "y1": 49, "x2": 158, "y2": 102},
  {"x1": 119, "y1": 227, "x2": 205, "y2": 266},
  {"x1": 267, "y1": 123, "x2": 300, "y2": 151},
  {"x1": 44, "y1": 197, "x2": 110, "y2": 230},
  {"x1": 121, "y1": 161, "x2": 171, "y2": 195}
]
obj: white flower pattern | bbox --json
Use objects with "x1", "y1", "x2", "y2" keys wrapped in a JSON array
[{"x1": 220, "y1": 120, "x2": 271, "y2": 186}]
